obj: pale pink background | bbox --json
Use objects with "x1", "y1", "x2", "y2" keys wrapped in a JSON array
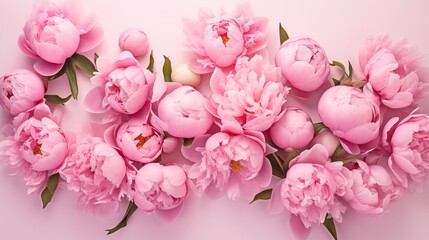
[{"x1": 1, "y1": 0, "x2": 429, "y2": 240}]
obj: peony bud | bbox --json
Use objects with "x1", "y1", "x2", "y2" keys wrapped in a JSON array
[
  {"x1": 171, "y1": 63, "x2": 201, "y2": 88},
  {"x1": 119, "y1": 28, "x2": 150, "y2": 57}
]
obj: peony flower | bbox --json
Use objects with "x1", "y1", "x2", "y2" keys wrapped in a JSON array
[
  {"x1": 275, "y1": 37, "x2": 330, "y2": 92},
  {"x1": 208, "y1": 55, "x2": 288, "y2": 133},
  {"x1": 183, "y1": 3, "x2": 268, "y2": 74},
  {"x1": 60, "y1": 137, "x2": 127, "y2": 214},
  {"x1": 318, "y1": 85, "x2": 381, "y2": 145},
  {"x1": 157, "y1": 86, "x2": 214, "y2": 138},
  {"x1": 359, "y1": 34, "x2": 421, "y2": 109},
  {"x1": 18, "y1": 0, "x2": 104, "y2": 76},
  {"x1": 382, "y1": 113, "x2": 429, "y2": 187},
  {"x1": 105, "y1": 118, "x2": 164, "y2": 163},
  {"x1": 119, "y1": 28, "x2": 150, "y2": 57},
  {"x1": 184, "y1": 132, "x2": 272, "y2": 200},
  {"x1": 271, "y1": 144, "x2": 352, "y2": 229},
  {"x1": 269, "y1": 107, "x2": 314, "y2": 149},
  {"x1": 0, "y1": 69, "x2": 45, "y2": 115},
  {"x1": 171, "y1": 63, "x2": 201, "y2": 88},
  {"x1": 0, "y1": 103, "x2": 67, "y2": 194},
  {"x1": 133, "y1": 163, "x2": 188, "y2": 221},
  {"x1": 348, "y1": 160, "x2": 395, "y2": 214},
  {"x1": 84, "y1": 51, "x2": 155, "y2": 115}
]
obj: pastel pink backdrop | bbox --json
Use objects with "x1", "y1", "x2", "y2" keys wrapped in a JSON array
[{"x1": 1, "y1": 0, "x2": 429, "y2": 240}]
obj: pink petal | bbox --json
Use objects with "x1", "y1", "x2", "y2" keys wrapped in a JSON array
[
  {"x1": 181, "y1": 134, "x2": 210, "y2": 163},
  {"x1": 254, "y1": 158, "x2": 272, "y2": 188},
  {"x1": 33, "y1": 61, "x2": 64, "y2": 76},
  {"x1": 339, "y1": 138, "x2": 360, "y2": 155},
  {"x1": 77, "y1": 26, "x2": 104, "y2": 52},
  {"x1": 290, "y1": 214, "x2": 311, "y2": 240},
  {"x1": 18, "y1": 35, "x2": 37, "y2": 58},
  {"x1": 84, "y1": 86, "x2": 107, "y2": 113}
]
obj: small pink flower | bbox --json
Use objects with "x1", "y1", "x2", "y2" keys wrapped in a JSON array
[
  {"x1": 348, "y1": 160, "x2": 395, "y2": 214},
  {"x1": 318, "y1": 85, "x2": 381, "y2": 145},
  {"x1": 269, "y1": 145, "x2": 352, "y2": 230},
  {"x1": 275, "y1": 37, "x2": 330, "y2": 92},
  {"x1": 157, "y1": 86, "x2": 214, "y2": 138},
  {"x1": 183, "y1": 3, "x2": 268, "y2": 74},
  {"x1": 0, "y1": 103, "x2": 67, "y2": 194},
  {"x1": 60, "y1": 137, "x2": 128, "y2": 214},
  {"x1": 134, "y1": 163, "x2": 187, "y2": 221},
  {"x1": 85, "y1": 51, "x2": 155, "y2": 115},
  {"x1": 0, "y1": 69, "x2": 45, "y2": 115},
  {"x1": 208, "y1": 55, "x2": 288, "y2": 133},
  {"x1": 269, "y1": 107, "x2": 314, "y2": 149},
  {"x1": 360, "y1": 34, "x2": 420, "y2": 109},
  {"x1": 105, "y1": 118, "x2": 164, "y2": 163},
  {"x1": 382, "y1": 113, "x2": 429, "y2": 187},
  {"x1": 185, "y1": 132, "x2": 272, "y2": 200},
  {"x1": 18, "y1": 0, "x2": 104, "y2": 76},
  {"x1": 119, "y1": 28, "x2": 150, "y2": 57}
]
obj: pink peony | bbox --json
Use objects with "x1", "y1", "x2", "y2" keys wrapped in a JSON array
[
  {"x1": 59, "y1": 137, "x2": 128, "y2": 214},
  {"x1": 382, "y1": 113, "x2": 429, "y2": 187},
  {"x1": 105, "y1": 118, "x2": 164, "y2": 164},
  {"x1": 269, "y1": 145, "x2": 352, "y2": 230},
  {"x1": 275, "y1": 37, "x2": 330, "y2": 92},
  {"x1": 309, "y1": 128, "x2": 340, "y2": 157},
  {"x1": 18, "y1": 0, "x2": 104, "y2": 76},
  {"x1": 348, "y1": 160, "x2": 395, "y2": 214},
  {"x1": 157, "y1": 86, "x2": 214, "y2": 138},
  {"x1": 318, "y1": 85, "x2": 381, "y2": 145},
  {"x1": 183, "y1": 3, "x2": 268, "y2": 74},
  {"x1": 184, "y1": 132, "x2": 272, "y2": 200},
  {"x1": 119, "y1": 28, "x2": 150, "y2": 57},
  {"x1": 0, "y1": 69, "x2": 45, "y2": 115},
  {"x1": 133, "y1": 163, "x2": 188, "y2": 221},
  {"x1": 85, "y1": 51, "x2": 155, "y2": 115},
  {"x1": 269, "y1": 107, "x2": 314, "y2": 149},
  {"x1": 360, "y1": 34, "x2": 420, "y2": 109},
  {"x1": 208, "y1": 55, "x2": 288, "y2": 133},
  {"x1": 0, "y1": 103, "x2": 67, "y2": 193}
]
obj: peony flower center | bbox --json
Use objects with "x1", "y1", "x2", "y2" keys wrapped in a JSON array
[
  {"x1": 221, "y1": 34, "x2": 230, "y2": 46},
  {"x1": 230, "y1": 160, "x2": 242, "y2": 172},
  {"x1": 134, "y1": 134, "x2": 151, "y2": 149},
  {"x1": 33, "y1": 142, "x2": 42, "y2": 155}
]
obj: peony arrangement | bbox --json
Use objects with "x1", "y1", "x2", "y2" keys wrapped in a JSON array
[{"x1": 1, "y1": 1, "x2": 428, "y2": 239}]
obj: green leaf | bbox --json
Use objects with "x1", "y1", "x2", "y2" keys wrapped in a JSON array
[
  {"x1": 330, "y1": 61, "x2": 347, "y2": 82},
  {"x1": 267, "y1": 153, "x2": 286, "y2": 179},
  {"x1": 279, "y1": 23, "x2": 289, "y2": 45},
  {"x1": 331, "y1": 145, "x2": 345, "y2": 160},
  {"x1": 72, "y1": 53, "x2": 96, "y2": 76},
  {"x1": 47, "y1": 65, "x2": 66, "y2": 81},
  {"x1": 183, "y1": 138, "x2": 194, "y2": 147},
  {"x1": 250, "y1": 189, "x2": 273, "y2": 204},
  {"x1": 94, "y1": 52, "x2": 99, "y2": 66},
  {"x1": 65, "y1": 59, "x2": 78, "y2": 99},
  {"x1": 106, "y1": 201, "x2": 138, "y2": 235},
  {"x1": 41, "y1": 173, "x2": 60, "y2": 209},
  {"x1": 44, "y1": 94, "x2": 72, "y2": 105},
  {"x1": 313, "y1": 122, "x2": 326, "y2": 135},
  {"x1": 323, "y1": 216, "x2": 338, "y2": 240},
  {"x1": 348, "y1": 61, "x2": 353, "y2": 80},
  {"x1": 162, "y1": 55, "x2": 172, "y2": 82},
  {"x1": 147, "y1": 50, "x2": 154, "y2": 73},
  {"x1": 332, "y1": 78, "x2": 341, "y2": 86}
]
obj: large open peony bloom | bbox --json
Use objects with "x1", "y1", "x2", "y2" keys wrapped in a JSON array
[
  {"x1": 208, "y1": 55, "x2": 288, "y2": 133},
  {"x1": 183, "y1": 3, "x2": 268, "y2": 74},
  {"x1": 18, "y1": 0, "x2": 104, "y2": 76},
  {"x1": 184, "y1": 132, "x2": 271, "y2": 200}
]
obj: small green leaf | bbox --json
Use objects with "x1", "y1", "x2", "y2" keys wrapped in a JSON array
[
  {"x1": 250, "y1": 189, "x2": 273, "y2": 204},
  {"x1": 162, "y1": 55, "x2": 172, "y2": 82},
  {"x1": 332, "y1": 79, "x2": 341, "y2": 86},
  {"x1": 47, "y1": 65, "x2": 66, "y2": 81},
  {"x1": 65, "y1": 59, "x2": 78, "y2": 99},
  {"x1": 44, "y1": 94, "x2": 72, "y2": 105},
  {"x1": 94, "y1": 52, "x2": 99, "y2": 65},
  {"x1": 348, "y1": 61, "x2": 353, "y2": 80},
  {"x1": 106, "y1": 201, "x2": 138, "y2": 235},
  {"x1": 313, "y1": 122, "x2": 326, "y2": 135},
  {"x1": 331, "y1": 145, "x2": 345, "y2": 160},
  {"x1": 267, "y1": 153, "x2": 286, "y2": 179},
  {"x1": 147, "y1": 50, "x2": 154, "y2": 73},
  {"x1": 323, "y1": 216, "x2": 338, "y2": 240},
  {"x1": 279, "y1": 23, "x2": 289, "y2": 45},
  {"x1": 72, "y1": 53, "x2": 96, "y2": 76},
  {"x1": 183, "y1": 138, "x2": 194, "y2": 147},
  {"x1": 330, "y1": 61, "x2": 347, "y2": 82},
  {"x1": 41, "y1": 173, "x2": 60, "y2": 209}
]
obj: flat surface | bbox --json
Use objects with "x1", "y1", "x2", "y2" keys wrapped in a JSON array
[{"x1": 1, "y1": 0, "x2": 429, "y2": 240}]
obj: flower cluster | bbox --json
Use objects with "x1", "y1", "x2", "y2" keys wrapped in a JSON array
[{"x1": 0, "y1": 1, "x2": 428, "y2": 240}]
